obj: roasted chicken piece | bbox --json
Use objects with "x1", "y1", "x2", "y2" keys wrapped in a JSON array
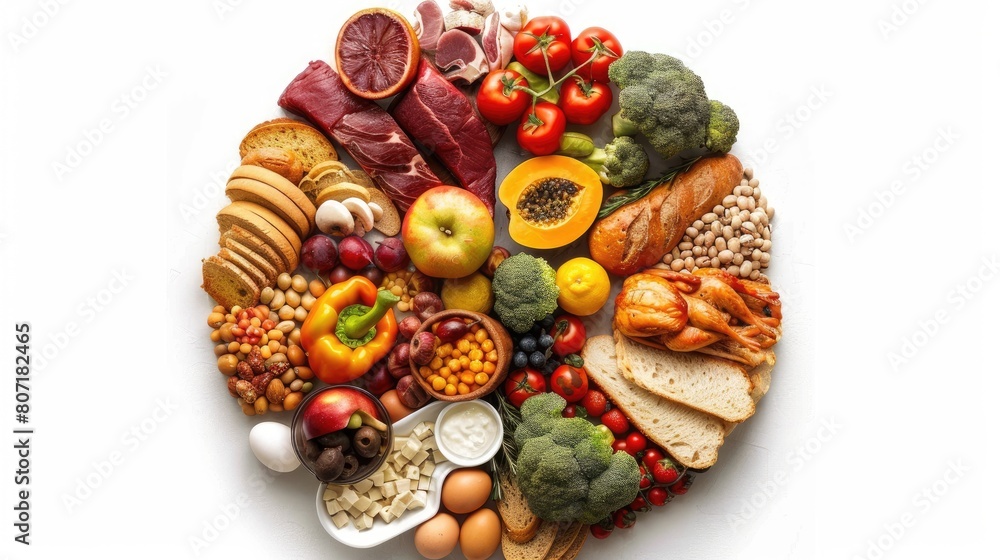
[{"x1": 613, "y1": 268, "x2": 782, "y2": 367}]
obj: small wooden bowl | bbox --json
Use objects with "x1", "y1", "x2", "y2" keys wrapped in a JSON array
[{"x1": 410, "y1": 310, "x2": 513, "y2": 402}]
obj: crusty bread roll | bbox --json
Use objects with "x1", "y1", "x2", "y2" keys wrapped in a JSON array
[{"x1": 588, "y1": 154, "x2": 743, "y2": 277}]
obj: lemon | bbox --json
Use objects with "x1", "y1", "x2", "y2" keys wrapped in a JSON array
[
  {"x1": 441, "y1": 272, "x2": 494, "y2": 314},
  {"x1": 555, "y1": 257, "x2": 611, "y2": 316}
]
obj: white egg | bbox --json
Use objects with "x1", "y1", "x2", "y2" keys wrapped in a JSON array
[{"x1": 249, "y1": 422, "x2": 300, "y2": 473}]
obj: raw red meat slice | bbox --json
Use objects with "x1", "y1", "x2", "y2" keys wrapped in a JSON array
[
  {"x1": 277, "y1": 60, "x2": 440, "y2": 212},
  {"x1": 391, "y1": 58, "x2": 497, "y2": 216}
]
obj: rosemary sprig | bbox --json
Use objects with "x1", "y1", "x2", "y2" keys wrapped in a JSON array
[
  {"x1": 596, "y1": 155, "x2": 703, "y2": 219},
  {"x1": 489, "y1": 392, "x2": 523, "y2": 501}
]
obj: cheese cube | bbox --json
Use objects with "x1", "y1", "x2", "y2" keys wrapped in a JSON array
[
  {"x1": 412, "y1": 450, "x2": 430, "y2": 466},
  {"x1": 389, "y1": 497, "x2": 408, "y2": 517},
  {"x1": 366, "y1": 501, "x2": 381, "y2": 517},
  {"x1": 402, "y1": 439, "x2": 422, "y2": 460},
  {"x1": 404, "y1": 465, "x2": 421, "y2": 480},
  {"x1": 354, "y1": 495, "x2": 372, "y2": 512},
  {"x1": 395, "y1": 478, "x2": 411, "y2": 493},
  {"x1": 348, "y1": 504, "x2": 363, "y2": 518},
  {"x1": 371, "y1": 471, "x2": 385, "y2": 486},
  {"x1": 418, "y1": 475, "x2": 431, "y2": 491},
  {"x1": 326, "y1": 500, "x2": 342, "y2": 515},
  {"x1": 353, "y1": 478, "x2": 374, "y2": 494},
  {"x1": 420, "y1": 461, "x2": 436, "y2": 476},
  {"x1": 332, "y1": 510, "x2": 351, "y2": 529},
  {"x1": 432, "y1": 450, "x2": 446, "y2": 463},
  {"x1": 394, "y1": 436, "x2": 410, "y2": 451},
  {"x1": 336, "y1": 496, "x2": 352, "y2": 511},
  {"x1": 409, "y1": 490, "x2": 427, "y2": 510},
  {"x1": 383, "y1": 467, "x2": 398, "y2": 482},
  {"x1": 397, "y1": 491, "x2": 413, "y2": 506},
  {"x1": 378, "y1": 506, "x2": 395, "y2": 524},
  {"x1": 323, "y1": 485, "x2": 342, "y2": 500},
  {"x1": 382, "y1": 481, "x2": 397, "y2": 499},
  {"x1": 367, "y1": 488, "x2": 383, "y2": 501},
  {"x1": 340, "y1": 488, "x2": 359, "y2": 504}
]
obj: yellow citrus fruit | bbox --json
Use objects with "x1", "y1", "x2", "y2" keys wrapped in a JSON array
[
  {"x1": 555, "y1": 257, "x2": 611, "y2": 316},
  {"x1": 441, "y1": 272, "x2": 494, "y2": 314}
]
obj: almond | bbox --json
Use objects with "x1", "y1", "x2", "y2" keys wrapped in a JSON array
[{"x1": 266, "y1": 378, "x2": 286, "y2": 404}]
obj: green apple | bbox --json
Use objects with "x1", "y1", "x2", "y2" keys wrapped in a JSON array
[{"x1": 402, "y1": 186, "x2": 495, "y2": 279}]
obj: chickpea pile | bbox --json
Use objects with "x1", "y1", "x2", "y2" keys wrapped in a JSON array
[
  {"x1": 417, "y1": 322, "x2": 500, "y2": 397},
  {"x1": 207, "y1": 272, "x2": 326, "y2": 415}
]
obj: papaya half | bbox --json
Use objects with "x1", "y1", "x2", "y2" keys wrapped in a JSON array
[{"x1": 498, "y1": 156, "x2": 602, "y2": 249}]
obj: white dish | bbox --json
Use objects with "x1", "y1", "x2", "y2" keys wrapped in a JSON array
[
  {"x1": 315, "y1": 400, "x2": 458, "y2": 548},
  {"x1": 434, "y1": 400, "x2": 504, "y2": 467}
]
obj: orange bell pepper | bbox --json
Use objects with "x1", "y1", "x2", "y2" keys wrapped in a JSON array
[{"x1": 299, "y1": 276, "x2": 399, "y2": 384}]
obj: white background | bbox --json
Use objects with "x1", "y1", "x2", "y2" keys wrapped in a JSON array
[{"x1": 0, "y1": 0, "x2": 994, "y2": 558}]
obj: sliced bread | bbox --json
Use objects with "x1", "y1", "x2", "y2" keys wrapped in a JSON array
[
  {"x1": 221, "y1": 237, "x2": 278, "y2": 287},
  {"x1": 725, "y1": 354, "x2": 775, "y2": 436},
  {"x1": 216, "y1": 203, "x2": 299, "y2": 272},
  {"x1": 501, "y1": 520, "x2": 559, "y2": 560},
  {"x1": 366, "y1": 186, "x2": 401, "y2": 236},
  {"x1": 616, "y1": 332, "x2": 754, "y2": 423},
  {"x1": 581, "y1": 335, "x2": 726, "y2": 470},
  {"x1": 230, "y1": 165, "x2": 316, "y2": 224},
  {"x1": 226, "y1": 177, "x2": 312, "y2": 239},
  {"x1": 201, "y1": 256, "x2": 260, "y2": 310},
  {"x1": 543, "y1": 523, "x2": 582, "y2": 560},
  {"x1": 498, "y1": 471, "x2": 542, "y2": 544},
  {"x1": 558, "y1": 525, "x2": 588, "y2": 560},
  {"x1": 217, "y1": 247, "x2": 268, "y2": 289},
  {"x1": 239, "y1": 118, "x2": 338, "y2": 171},
  {"x1": 222, "y1": 226, "x2": 286, "y2": 275}
]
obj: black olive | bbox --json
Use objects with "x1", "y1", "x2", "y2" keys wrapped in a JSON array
[
  {"x1": 313, "y1": 447, "x2": 345, "y2": 482},
  {"x1": 339, "y1": 454, "x2": 360, "y2": 479},
  {"x1": 303, "y1": 438, "x2": 323, "y2": 462},
  {"x1": 314, "y1": 431, "x2": 350, "y2": 449},
  {"x1": 353, "y1": 426, "x2": 382, "y2": 459}
]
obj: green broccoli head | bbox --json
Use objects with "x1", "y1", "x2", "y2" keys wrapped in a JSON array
[
  {"x1": 609, "y1": 51, "x2": 737, "y2": 160},
  {"x1": 491, "y1": 253, "x2": 559, "y2": 333},
  {"x1": 514, "y1": 393, "x2": 641, "y2": 524},
  {"x1": 706, "y1": 100, "x2": 740, "y2": 153},
  {"x1": 580, "y1": 136, "x2": 649, "y2": 188}
]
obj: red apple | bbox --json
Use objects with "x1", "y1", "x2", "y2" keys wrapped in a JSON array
[
  {"x1": 401, "y1": 186, "x2": 495, "y2": 279},
  {"x1": 300, "y1": 386, "x2": 380, "y2": 440}
]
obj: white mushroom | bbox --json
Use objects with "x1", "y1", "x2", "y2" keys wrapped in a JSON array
[
  {"x1": 367, "y1": 202, "x2": 384, "y2": 222},
  {"x1": 499, "y1": 5, "x2": 527, "y2": 33},
  {"x1": 315, "y1": 200, "x2": 355, "y2": 237},
  {"x1": 341, "y1": 197, "x2": 375, "y2": 237}
]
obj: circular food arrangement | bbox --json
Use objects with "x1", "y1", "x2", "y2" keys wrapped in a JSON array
[{"x1": 200, "y1": 2, "x2": 784, "y2": 558}]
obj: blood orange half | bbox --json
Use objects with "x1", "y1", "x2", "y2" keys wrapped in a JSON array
[{"x1": 335, "y1": 8, "x2": 421, "y2": 100}]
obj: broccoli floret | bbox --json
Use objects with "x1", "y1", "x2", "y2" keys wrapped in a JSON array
[
  {"x1": 491, "y1": 253, "x2": 559, "y2": 333},
  {"x1": 514, "y1": 393, "x2": 641, "y2": 524},
  {"x1": 706, "y1": 100, "x2": 740, "y2": 153},
  {"x1": 579, "y1": 136, "x2": 650, "y2": 188},
  {"x1": 609, "y1": 51, "x2": 738, "y2": 160}
]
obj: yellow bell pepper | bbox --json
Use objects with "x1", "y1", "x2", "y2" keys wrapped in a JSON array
[{"x1": 299, "y1": 276, "x2": 399, "y2": 384}]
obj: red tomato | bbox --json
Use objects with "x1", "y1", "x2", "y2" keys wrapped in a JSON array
[
  {"x1": 647, "y1": 487, "x2": 670, "y2": 507},
  {"x1": 559, "y1": 79, "x2": 613, "y2": 125},
  {"x1": 590, "y1": 524, "x2": 613, "y2": 539},
  {"x1": 570, "y1": 27, "x2": 623, "y2": 83},
  {"x1": 641, "y1": 448, "x2": 664, "y2": 470},
  {"x1": 550, "y1": 364, "x2": 588, "y2": 402},
  {"x1": 549, "y1": 315, "x2": 586, "y2": 356},
  {"x1": 624, "y1": 431, "x2": 647, "y2": 456},
  {"x1": 503, "y1": 367, "x2": 546, "y2": 408},
  {"x1": 476, "y1": 69, "x2": 532, "y2": 125},
  {"x1": 612, "y1": 438, "x2": 628, "y2": 453},
  {"x1": 517, "y1": 102, "x2": 566, "y2": 156},
  {"x1": 513, "y1": 16, "x2": 572, "y2": 76},
  {"x1": 581, "y1": 389, "x2": 608, "y2": 417}
]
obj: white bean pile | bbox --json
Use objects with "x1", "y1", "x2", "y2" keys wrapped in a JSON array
[{"x1": 660, "y1": 167, "x2": 774, "y2": 282}]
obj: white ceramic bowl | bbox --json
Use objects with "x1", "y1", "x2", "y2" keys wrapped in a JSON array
[
  {"x1": 433, "y1": 399, "x2": 504, "y2": 468},
  {"x1": 315, "y1": 400, "x2": 457, "y2": 548}
]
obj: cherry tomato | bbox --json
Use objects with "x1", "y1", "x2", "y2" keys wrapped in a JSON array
[
  {"x1": 549, "y1": 315, "x2": 586, "y2": 356},
  {"x1": 641, "y1": 448, "x2": 664, "y2": 470},
  {"x1": 513, "y1": 16, "x2": 572, "y2": 76},
  {"x1": 476, "y1": 69, "x2": 531, "y2": 125},
  {"x1": 559, "y1": 79, "x2": 613, "y2": 125},
  {"x1": 624, "y1": 431, "x2": 647, "y2": 456},
  {"x1": 647, "y1": 487, "x2": 670, "y2": 507},
  {"x1": 629, "y1": 494, "x2": 650, "y2": 512},
  {"x1": 612, "y1": 508, "x2": 636, "y2": 529},
  {"x1": 612, "y1": 438, "x2": 628, "y2": 453},
  {"x1": 503, "y1": 367, "x2": 546, "y2": 408},
  {"x1": 550, "y1": 364, "x2": 588, "y2": 402},
  {"x1": 590, "y1": 523, "x2": 613, "y2": 539},
  {"x1": 561, "y1": 404, "x2": 577, "y2": 418},
  {"x1": 570, "y1": 27, "x2": 623, "y2": 83},
  {"x1": 517, "y1": 102, "x2": 566, "y2": 156},
  {"x1": 638, "y1": 464, "x2": 652, "y2": 490}
]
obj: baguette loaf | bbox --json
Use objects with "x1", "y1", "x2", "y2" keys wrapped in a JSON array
[
  {"x1": 615, "y1": 331, "x2": 755, "y2": 423},
  {"x1": 588, "y1": 154, "x2": 743, "y2": 276},
  {"x1": 581, "y1": 335, "x2": 726, "y2": 469}
]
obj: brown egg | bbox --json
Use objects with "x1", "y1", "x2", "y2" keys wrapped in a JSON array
[
  {"x1": 380, "y1": 389, "x2": 416, "y2": 423},
  {"x1": 414, "y1": 512, "x2": 459, "y2": 560},
  {"x1": 460, "y1": 508, "x2": 501, "y2": 560},
  {"x1": 441, "y1": 468, "x2": 492, "y2": 514}
]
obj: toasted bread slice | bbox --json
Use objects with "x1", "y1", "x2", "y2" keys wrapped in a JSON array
[
  {"x1": 216, "y1": 203, "x2": 299, "y2": 271},
  {"x1": 501, "y1": 520, "x2": 559, "y2": 560},
  {"x1": 201, "y1": 256, "x2": 260, "y2": 310},
  {"x1": 229, "y1": 165, "x2": 316, "y2": 224},
  {"x1": 223, "y1": 226, "x2": 286, "y2": 275},
  {"x1": 498, "y1": 471, "x2": 542, "y2": 544},
  {"x1": 616, "y1": 333, "x2": 754, "y2": 423},
  {"x1": 226, "y1": 177, "x2": 311, "y2": 240},
  {"x1": 543, "y1": 523, "x2": 582, "y2": 560},
  {"x1": 239, "y1": 119, "x2": 337, "y2": 172},
  {"x1": 581, "y1": 335, "x2": 726, "y2": 470},
  {"x1": 220, "y1": 239, "x2": 278, "y2": 287}
]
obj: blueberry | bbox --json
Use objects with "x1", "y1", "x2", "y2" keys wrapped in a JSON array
[
  {"x1": 544, "y1": 359, "x2": 561, "y2": 375},
  {"x1": 513, "y1": 351, "x2": 529, "y2": 369},
  {"x1": 529, "y1": 351, "x2": 546, "y2": 369},
  {"x1": 538, "y1": 333, "x2": 554, "y2": 349},
  {"x1": 519, "y1": 337, "x2": 538, "y2": 353},
  {"x1": 529, "y1": 323, "x2": 543, "y2": 337},
  {"x1": 540, "y1": 314, "x2": 556, "y2": 329}
]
